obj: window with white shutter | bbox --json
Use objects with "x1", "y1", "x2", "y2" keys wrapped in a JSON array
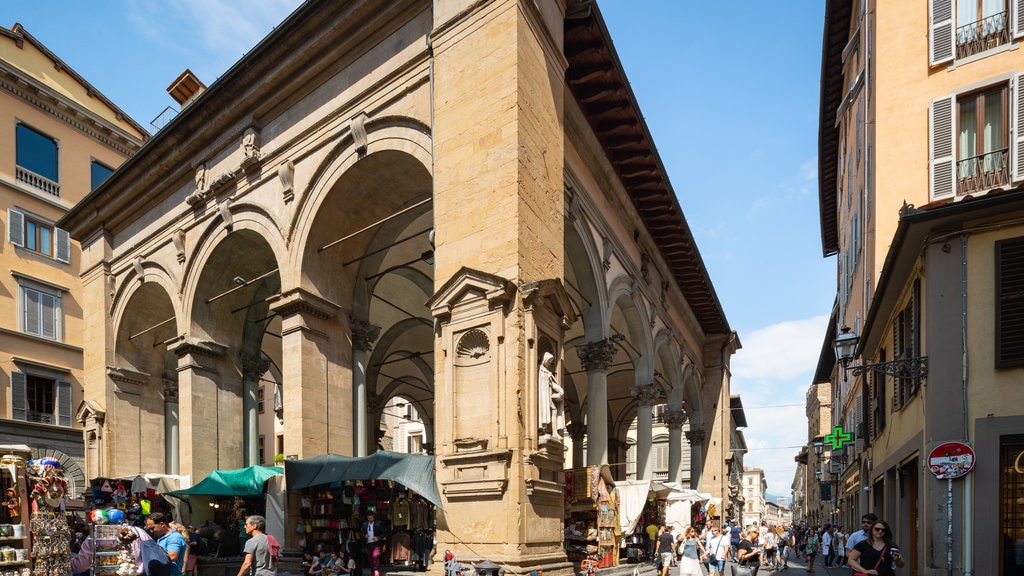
[
  {"x1": 931, "y1": 96, "x2": 956, "y2": 200},
  {"x1": 6, "y1": 208, "x2": 71, "y2": 264},
  {"x1": 1013, "y1": 72, "x2": 1024, "y2": 182},
  {"x1": 20, "y1": 284, "x2": 62, "y2": 341},
  {"x1": 931, "y1": 0, "x2": 955, "y2": 65}
]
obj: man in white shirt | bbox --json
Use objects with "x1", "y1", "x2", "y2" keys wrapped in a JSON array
[
  {"x1": 821, "y1": 525, "x2": 834, "y2": 567},
  {"x1": 845, "y1": 513, "x2": 878, "y2": 555},
  {"x1": 704, "y1": 525, "x2": 731, "y2": 576}
]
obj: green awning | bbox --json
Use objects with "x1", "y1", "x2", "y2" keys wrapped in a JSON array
[
  {"x1": 167, "y1": 465, "x2": 283, "y2": 497},
  {"x1": 284, "y1": 451, "x2": 442, "y2": 509}
]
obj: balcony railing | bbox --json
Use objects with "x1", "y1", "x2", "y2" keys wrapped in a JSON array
[
  {"x1": 956, "y1": 11, "x2": 1010, "y2": 59},
  {"x1": 25, "y1": 411, "x2": 55, "y2": 425},
  {"x1": 957, "y1": 148, "x2": 1009, "y2": 197},
  {"x1": 15, "y1": 166, "x2": 61, "y2": 197}
]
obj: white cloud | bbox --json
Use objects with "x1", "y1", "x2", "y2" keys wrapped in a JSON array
[{"x1": 732, "y1": 313, "x2": 830, "y2": 385}]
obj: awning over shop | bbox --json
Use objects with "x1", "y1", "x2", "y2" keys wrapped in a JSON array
[
  {"x1": 167, "y1": 465, "x2": 282, "y2": 497},
  {"x1": 284, "y1": 451, "x2": 442, "y2": 509},
  {"x1": 617, "y1": 479, "x2": 682, "y2": 536}
]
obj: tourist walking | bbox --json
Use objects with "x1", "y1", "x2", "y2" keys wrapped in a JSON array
[
  {"x1": 677, "y1": 527, "x2": 706, "y2": 576},
  {"x1": 704, "y1": 525, "x2": 730, "y2": 576},
  {"x1": 655, "y1": 526, "x2": 676, "y2": 576},
  {"x1": 846, "y1": 520, "x2": 904, "y2": 576},
  {"x1": 846, "y1": 514, "x2": 878, "y2": 556},
  {"x1": 834, "y1": 527, "x2": 847, "y2": 567},
  {"x1": 803, "y1": 528, "x2": 819, "y2": 573},
  {"x1": 236, "y1": 515, "x2": 275, "y2": 576},
  {"x1": 734, "y1": 527, "x2": 762, "y2": 576}
]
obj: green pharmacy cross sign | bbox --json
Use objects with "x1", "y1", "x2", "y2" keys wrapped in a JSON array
[{"x1": 824, "y1": 426, "x2": 852, "y2": 450}]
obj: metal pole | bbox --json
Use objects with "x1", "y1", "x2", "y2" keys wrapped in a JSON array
[
  {"x1": 947, "y1": 477, "x2": 953, "y2": 576},
  {"x1": 318, "y1": 197, "x2": 432, "y2": 252}
]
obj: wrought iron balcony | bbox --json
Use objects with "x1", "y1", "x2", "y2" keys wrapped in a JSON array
[
  {"x1": 956, "y1": 11, "x2": 1010, "y2": 59},
  {"x1": 957, "y1": 148, "x2": 1009, "y2": 197}
]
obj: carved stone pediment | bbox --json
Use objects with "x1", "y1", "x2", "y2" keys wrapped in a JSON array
[
  {"x1": 426, "y1": 267, "x2": 515, "y2": 322},
  {"x1": 107, "y1": 366, "x2": 151, "y2": 395},
  {"x1": 521, "y1": 278, "x2": 577, "y2": 330}
]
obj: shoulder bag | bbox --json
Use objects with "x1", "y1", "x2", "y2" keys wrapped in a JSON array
[{"x1": 852, "y1": 548, "x2": 885, "y2": 576}]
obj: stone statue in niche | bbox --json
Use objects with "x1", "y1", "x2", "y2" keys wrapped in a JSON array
[
  {"x1": 241, "y1": 127, "x2": 260, "y2": 168},
  {"x1": 538, "y1": 352, "x2": 564, "y2": 443}
]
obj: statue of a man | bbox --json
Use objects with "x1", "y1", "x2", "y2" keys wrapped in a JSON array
[{"x1": 539, "y1": 352, "x2": 565, "y2": 442}]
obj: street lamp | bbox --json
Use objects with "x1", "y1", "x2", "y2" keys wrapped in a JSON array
[{"x1": 833, "y1": 326, "x2": 928, "y2": 380}]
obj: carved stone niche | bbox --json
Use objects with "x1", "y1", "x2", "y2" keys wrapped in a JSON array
[{"x1": 438, "y1": 448, "x2": 512, "y2": 501}]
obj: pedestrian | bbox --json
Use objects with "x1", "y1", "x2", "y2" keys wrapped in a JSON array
[
  {"x1": 821, "y1": 525, "x2": 835, "y2": 568},
  {"x1": 677, "y1": 526, "x2": 706, "y2": 576},
  {"x1": 185, "y1": 525, "x2": 207, "y2": 576},
  {"x1": 734, "y1": 528, "x2": 762, "y2": 576},
  {"x1": 360, "y1": 511, "x2": 386, "y2": 575},
  {"x1": 146, "y1": 512, "x2": 188, "y2": 576},
  {"x1": 704, "y1": 525, "x2": 730, "y2": 576},
  {"x1": 846, "y1": 520, "x2": 904, "y2": 576},
  {"x1": 654, "y1": 526, "x2": 676, "y2": 576},
  {"x1": 730, "y1": 523, "x2": 742, "y2": 562},
  {"x1": 845, "y1": 514, "x2": 878, "y2": 556},
  {"x1": 803, "y1": 528, "x2": 819, "y2": 573},
  {"x1": 834, "y1": 527, "x2": 847, "y2": 567},
  {"x1": 236, "y1": 515, "x2": 275, "y2": 576}
]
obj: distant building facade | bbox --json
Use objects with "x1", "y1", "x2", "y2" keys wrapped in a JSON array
[{"x1": 0, "y1": 23, "x2": 145, "y2": 492}]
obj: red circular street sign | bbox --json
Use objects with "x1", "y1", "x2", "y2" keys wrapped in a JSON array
[{"x1": 928, "y1": 441, "x2": 975, "y2": 479}]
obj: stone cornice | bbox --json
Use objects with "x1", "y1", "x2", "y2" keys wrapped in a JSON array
[
  {"x1": 167, "y1": 336, "x2": 229, "y2": 359},
  {"x1": 267, "y1": 288, "x2": 342, "y2": 320}
]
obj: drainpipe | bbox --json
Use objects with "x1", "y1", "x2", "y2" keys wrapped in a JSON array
[{"x1": 959, "y1": 234, "x2": 972, "y2": 576}]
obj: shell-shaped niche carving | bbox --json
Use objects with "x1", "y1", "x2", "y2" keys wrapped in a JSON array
[{"x1": 456, "y1": 329, "x2": 489, "y2": 359}]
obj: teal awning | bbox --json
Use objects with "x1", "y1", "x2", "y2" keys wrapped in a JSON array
[
  {"x1": 284, "y1": 451, "x2": 442, "y2": 509},
  {"x1": 167, "y1": 465, "x2": 283, "y2": 497}
]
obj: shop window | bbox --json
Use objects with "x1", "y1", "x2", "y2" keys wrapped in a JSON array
[
  {"x1": 10, "y1": 371, "x2": 71, "y2": 426},
  {"x1": 1000, "y1": 436, "x2": 1024, "y2": 573},
  {"x1": 15, "y1": 122, "x2": 60, "y2": 196},
  {"x1": 7, "y1": 209, "x2": 71, "y2": 263},
  {"x1": 996, "y1": 236, "x2": 1024, "y2": 367}
]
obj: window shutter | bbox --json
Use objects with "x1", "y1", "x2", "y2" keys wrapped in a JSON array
[
  {"x1": 1013, "y1": 73, "x2": 1024, "y2": 182},
  {"x1": 1015, "y1": 0, "x2": 1024, "y2": 39},
  {"x1": 55, "y1": 227, "x2": 70, "y2": 264},
  {"x1": 24, "y1": 288, "x2": 40, "y2": 335},
  {"x1": 855, "y1": 393, "x2": 864, "y2": 454},
  {"x1": 930, "y1": 96, "x2": 956, "y2": 200},
  {"x1": 7, "y1": 209, "x2": 24, "y2": 247},
  {"x1": 996, "y1": 236, "x2": 1024, "y2": 367},
  {"x1": 930, "y1": 0, "x2": 955, "y2": 65},
  {"x1": 10, "y1": 371, "x2": 27, "y2": 421},
  {"x1": 56, "y1": 380, "x2": 72, "y2": 427},
  {"x1": 40, "y1": 292, "x2": 57, "y2": 339}
]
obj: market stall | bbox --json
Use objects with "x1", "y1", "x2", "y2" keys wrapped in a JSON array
[
  {"x1": 284, "y1": 452, "x2": 440, "y2": 570},
  {"x1": 87, "y1": 473, "x2": 188, "y2": 525},
  {"x1": 166, "y1": 465, "x2": 284, "y2": 558},
  {"x1": 0, "y1": 447, "x2": 32, "y2": 576},
  {"x1": 616, "y1": 479, "x2": 678, "y2": 563},
  {"x1": 660, "y1": 484, "x2": 712, "y2": 534},
  {"x1": 564, "y1": 466, "x2": 618, "y2": 568}
]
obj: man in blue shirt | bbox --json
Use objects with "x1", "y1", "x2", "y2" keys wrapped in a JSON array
[{"x1": 147, "y1": 512, "x2": 188, "y2": 576}]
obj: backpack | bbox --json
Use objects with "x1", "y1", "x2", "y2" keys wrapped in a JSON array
[{"x1": 140, "y1": 538, "x2": 173, "y2": 576}]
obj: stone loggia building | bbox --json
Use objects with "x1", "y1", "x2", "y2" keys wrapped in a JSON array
[{"x1": 60, "y1": 0, "x2": 738, "y2": 572}]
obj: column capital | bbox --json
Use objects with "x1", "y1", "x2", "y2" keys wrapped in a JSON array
[
  {"x1": 167, "y1": 336, "x2": 229, "y2": 359},
  {"x1": 267, "y1": 287, "x2": 342, "y2": 321},
  {"x1": 239, "y1": 351, "x2": 272, "y2": 381},
  {"x1": 350, "y1": 317, "x2": 381, "y2": 352},
  {"x1": 685, "y1": 428, "x2": 706, "y2": 444},
  {"x1": 664, "y1": 409, "x2": 687, "y2": 430},
  {"x1": 566, "y1": 421, "x2": 586, "y2": 439},
  {"x1": 162, "y1": 378, "x2": 178, "y2": 402},
  {"x1": 576, "y1": 339, "x2": 618, "y2": 371},
  {"x1": 630, "y1": 383, "x2": 663, "y2": 407}
]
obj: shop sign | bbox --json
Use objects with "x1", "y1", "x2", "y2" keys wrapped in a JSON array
[{"x1": 928, "y1": 441, "x2": 975, "y2": 479}]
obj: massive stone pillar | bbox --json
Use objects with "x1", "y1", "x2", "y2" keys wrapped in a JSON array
[
  {"x1": 169, "y1": 338, "x2": 229, "y2": 478},
  {"x1": 666, "y1": 410, "x2": 686, "y2": 483},
  {"x1": 351, "y1": 318, "x2": 380, "y2": 456},
  {"x1": 702, "y1": 333, "x2": 739, "y2": 522},
  {"x1": 631, "y1": 384, "x2": 660, "y2": 480},
  {"x1": 428, "y1": 0, "x2": 572, "y2": 573},
  {"x1": 268, "y1": 288, "x2": 346, "y2": 458},
  {"x1": 579, "y1": 340, "x2": 617, "y2": 466},
  {"x1": 567, "y1": 421, "x2": 586, "y2": 469}
]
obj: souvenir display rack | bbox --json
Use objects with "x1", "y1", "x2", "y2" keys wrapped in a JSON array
[
  {"x1": 1, "y1": 453, "x2": 30, "y2": 576},
  {"x1": 89, "y1": 525, "x2": 121, "y2": 576},
  {"x1": 564, "y1": 466, "x2": 618, "y2": 568}
]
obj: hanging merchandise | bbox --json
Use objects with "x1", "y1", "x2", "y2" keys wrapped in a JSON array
[{"x1": 29, "y1": 461, "x2": 72, "y2": 576}]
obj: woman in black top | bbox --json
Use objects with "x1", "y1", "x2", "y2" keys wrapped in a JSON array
[{"x1": 847, "y1": 521, "x2": 904, "y2": 576}]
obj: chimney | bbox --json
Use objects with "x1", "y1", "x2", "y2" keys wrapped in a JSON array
[{"x1": 166, "y1": 69, "x2": 206, "y2": 109}]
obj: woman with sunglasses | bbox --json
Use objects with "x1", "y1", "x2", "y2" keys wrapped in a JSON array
[{"x1": 847, "y1": 521, "x2": 904, "y2": 576}]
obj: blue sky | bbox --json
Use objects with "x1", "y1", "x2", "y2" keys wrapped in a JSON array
[{"x1": 6, "y1": 1, "x2": 832, "y2": 500}]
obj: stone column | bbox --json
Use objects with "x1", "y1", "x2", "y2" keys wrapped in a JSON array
[
  {"x1": 162, "y1": 379, "x2": 180, "y2": 475},
  {"x1": 630, "y1": 384, "x2": 661, "y2": 480},
  {"x1": 665, "y1": 410, "x2": 686, "y2": 483},
  {"x1": 240, "y1": 351, "x2": 271, "y2": 466},
  {"x1": 351, "y1": 318, "x2": 380, "y2": 456},
  {"x1": 566, "y1": 421, "x2": 586, "y2": 469},
  {"x1": 685, "y1": 428, "x2": 705, "y2": 491},
  {"x1": 578, "y1": 340, "x2": 617, "y2": 466},
  {"x1": 268, "y1": 288, "x2": 344, "y2": 458},
  {"x1": 169, "y1": 337, "x2": 228, "y2": 479}
]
